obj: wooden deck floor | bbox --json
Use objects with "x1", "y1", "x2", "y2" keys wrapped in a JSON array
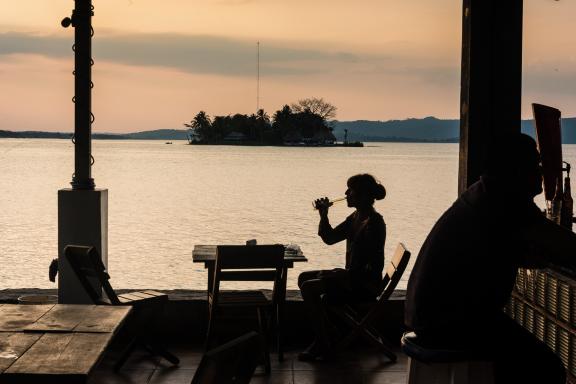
[{"x1": 88, "y1": 341, "x2": 408, "y2": 384}]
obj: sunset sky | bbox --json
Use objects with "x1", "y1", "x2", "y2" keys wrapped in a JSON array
[{"x1": 1, "y1": 0, "x2": 575, "y2": 133}]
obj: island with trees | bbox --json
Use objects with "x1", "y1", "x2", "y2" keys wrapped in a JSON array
[{"x1": 184, "y1": 97, "x2": 363, "y2": 146}]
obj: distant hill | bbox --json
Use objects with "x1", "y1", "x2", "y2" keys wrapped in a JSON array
[
  {"x1": 3, "y1": 117, "x2": 576, "y2": 143},
  {"x1": 0, "y1": 130, "x2": 124, "y2": 140},
  {"x1": 124, "y1": 129, "x2": 188, "y2": 140},
  {"x1": 333, "y1": 116, "x2": 576, "y2": 143},
  {"x1": 521, "y1": 119, "x2": 576, "y2": 144},
  {"x1": 332, "y1": 117, "x2": 460, "y2": 142},
  {"x1": 0, "y1": 129, "x2": 187, "y2": 141}
]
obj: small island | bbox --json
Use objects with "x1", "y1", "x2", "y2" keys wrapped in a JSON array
[{"x1": 185, "y1": 97, "x2": 363, "y2": 147}]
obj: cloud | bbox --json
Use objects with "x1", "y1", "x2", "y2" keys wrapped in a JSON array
[
  {"x1": 0, "y1": 31, "x2": 362, "y2": 77},
  {"x1": 0, "y1": 32, "x2": 69, "y2": 58},
  {"x1": 3, "y1": 30, "x2": 571, "y2": 97}
]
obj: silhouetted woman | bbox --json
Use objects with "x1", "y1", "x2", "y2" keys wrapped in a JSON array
[{"x1": 298, "y1": 173, "x2": 386, "y2": 361}]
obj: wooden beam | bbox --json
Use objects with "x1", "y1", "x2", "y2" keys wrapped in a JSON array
[{"x1": 459, "y1": 0, "x2": 524, "y2": 194}]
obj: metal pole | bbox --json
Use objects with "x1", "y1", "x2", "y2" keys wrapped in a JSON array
[
  {"x1": 62, "y1": 0, "x2": 95, "y2": 190},
  {"x1": 257, "y1": 41, "x2": 260, "y2": 112}
]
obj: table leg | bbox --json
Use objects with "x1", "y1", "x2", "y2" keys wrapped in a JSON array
[
  {"x1": 277, "y1": 266, "x2": 288, "y2": 362},
  {"x1": 206, "y1": 263, "x2": 214, "y2": 340},
  {"x1": 206, "y1": 263, "x2": 214, "y2": 299}
]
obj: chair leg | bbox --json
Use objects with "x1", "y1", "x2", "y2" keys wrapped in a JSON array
[
  {"x1": 333, "y1": 308, "x2": 397, "y2": 363},
  {"x1": 205, "y1": 303, "x2": 215, "y2": 350},
  {"x1": 146, "y1": 342, "x2": 180, "y2": 365},
  {"x1": 257, "y1": 308, "x2": 271, "y2": 374},
  {"x1": 357, "y1": 325, "x2": 397, "y2": 363},
  {"x1": 276, "y1": 303, "x2": 284, "y2": 362},
  {"x1": 114, "y1": 338, "x2": 139, "y2": 372}
]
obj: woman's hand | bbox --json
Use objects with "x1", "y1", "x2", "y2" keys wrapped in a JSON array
[{"x1": 314, "y1": 197, "x2": 331, "y2": 217}]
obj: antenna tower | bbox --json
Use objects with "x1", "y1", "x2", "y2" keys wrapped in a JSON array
[{"x1": 257, "y1": 41, "x2": 260, "y2": 112}]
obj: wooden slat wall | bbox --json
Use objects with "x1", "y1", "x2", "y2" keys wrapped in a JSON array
[{"x1": 506, "y1": 268, "x2": 576, "y2": 382}]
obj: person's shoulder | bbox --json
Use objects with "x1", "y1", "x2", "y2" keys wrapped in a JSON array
[
  {"x1": 370, "y1": 208, "x2": 383, "y2": 218},
  {"x1": 370, "y1": 210, "x2": 385, "y2": 225}
]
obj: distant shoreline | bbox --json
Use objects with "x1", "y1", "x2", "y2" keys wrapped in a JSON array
[
  {"x1": 0, "y1": 130, "x2": 458, "y2": 143},
  {"x1": 0, "y1": 131, "x2": 459, "y2": 144},
  {"x1": 5, "y1": 115, "x2": 575, "y2": 143}
]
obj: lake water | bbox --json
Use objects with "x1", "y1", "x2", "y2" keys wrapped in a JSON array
[{"x1": 1, "y1": 139, "x2": 570, "y2": 290}]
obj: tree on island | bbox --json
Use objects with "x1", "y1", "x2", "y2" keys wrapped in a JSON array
[
  {"x1": 185, "y1": 111, "x2": 212, "y2": 143},
  {"x1": 185, "y1": 98, "x2": 337, "y2": 145},
  {"x1": 290, "y1": 97, "x2": 337, "y2": 121}
]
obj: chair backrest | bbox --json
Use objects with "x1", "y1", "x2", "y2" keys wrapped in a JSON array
[
  {"x1": 64, "y1": 245, "x2": 121, "y2": 305},
  {"x1": 191, "y1": 331, "x2": 261, "y2": 384},
  {"x1": 216, "y1": 244, "x2": 285, "y2": 269},
  {"x1": 532, "y1": 103, "x2": 563, "y2": 201},
  {"x1": 211, "y1": 245, "x2": 285, "y2": 305},
  {"x1": 379, "y1": 243, "x2": 411, "y2": 301}
]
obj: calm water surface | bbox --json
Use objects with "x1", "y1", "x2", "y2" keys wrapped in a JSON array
[{"x1": 3, "y1": 139, "x2": 563, "y2": 290}]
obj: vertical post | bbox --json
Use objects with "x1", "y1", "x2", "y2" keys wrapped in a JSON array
[
  {"x1": 459, "y1": 0, "x2": 523, "y2": 194},
  {"x1": 59, "y1": 0, "x2": 107, "y2": 304},
  {"x1": 70, "y1": 0, "x2": 95, "y2": 190}
]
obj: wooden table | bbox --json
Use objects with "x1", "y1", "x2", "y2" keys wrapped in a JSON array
[
  {"x1": 0, "y1": 304, "x2": 131, "y2": 384},
  {"x1": 192, "y1": 244, "x2": 307, "y2": 360}
]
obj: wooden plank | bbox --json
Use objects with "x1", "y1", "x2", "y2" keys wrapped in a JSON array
[
  {"x1": 24, "y1": 305, "x2": 96, "y2": 333},
  {"x1": 192, "y1": 245, "x2": 217, "y2": 262},
  {"x1": 141, "y1": 290, "x2": 166, "y2": 298},
  {"x1": 0, "y1": 305, "x2": 54, "y2": 332},
  {"x1": 74, "y1": 306, "x2": 131, "y2": 333},
  {"x1": 220, "y1": 271, "x2": 277, "y2": 281},
  {"x1": 126, "y1": 291, "x2": 155, "y2": 300},
  {"x1": 117, "y1": 293, "x2": 146, "y2": 302},
  {"x1": 0, "y1": 333, "x2": 42, "y2": 374},
  {"x1": 4, "y1": 333, "x2": 111, "y2": 379}
]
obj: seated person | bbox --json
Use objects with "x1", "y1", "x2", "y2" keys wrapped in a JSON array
[
  {"x1": 405, "y1": 133, "x2": 576, "y2": 383},
  {"x1": 298, "y1": 173, "x2": 387, "y2": 361}
]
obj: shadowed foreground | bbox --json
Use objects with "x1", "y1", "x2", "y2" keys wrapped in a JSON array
[{"x1": 88, "y1": 340, "x2": 407, "y2": 384}]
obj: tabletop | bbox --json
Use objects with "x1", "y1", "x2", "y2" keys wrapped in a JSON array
[
  {"x1": 0, "y1": 304, "x2": 131, "y2": 384},
  {"x1": 192, "y1": 244, "x2": 307, "y2": 264}
]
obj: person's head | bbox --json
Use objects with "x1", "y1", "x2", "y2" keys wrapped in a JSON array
[
  {"x1": 346, "y1": 174, "x2": 386, "y2": 209},
  {"x1": 483, "y1": 133, "x2": 543, "y2": 199}
]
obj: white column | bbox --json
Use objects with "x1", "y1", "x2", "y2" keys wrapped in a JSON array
[{"x1": 58, "y1": 188, "x2": 108, "y2": 304}]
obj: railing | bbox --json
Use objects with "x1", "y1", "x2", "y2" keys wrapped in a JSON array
[{"x1": 506, "y1": 267, "x2": 576, "y2": 381}]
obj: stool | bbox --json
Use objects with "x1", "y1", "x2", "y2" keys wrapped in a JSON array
[{"x1": 401, "y1": 332, "x2": 495, "y2": 384}]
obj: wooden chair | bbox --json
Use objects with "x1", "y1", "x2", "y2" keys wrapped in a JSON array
[
  {"x1": 326, "y1": 242, "x2": 411, "y2": 362},
  {"x1": 206, "y1": 244, "x2": 285, "y2": 374},
  {"x1": 191, "y1": 331, "x2": 261, "y2": 384},
  {"x1": 64, "y1": 245, "x2": 179, "y2": 370}
]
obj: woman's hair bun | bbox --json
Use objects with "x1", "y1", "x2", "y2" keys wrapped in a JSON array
[{"x1": 373, "y1": 183, "x2": 386, "y2": 200}]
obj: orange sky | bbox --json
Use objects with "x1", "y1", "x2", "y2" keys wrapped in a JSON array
[{"x1": 1, "y1": 0, "x2": 575, "y2": 133}]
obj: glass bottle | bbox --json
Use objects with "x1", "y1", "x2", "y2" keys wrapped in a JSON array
[
  {"x1": 561, "y1": 175, "x2": 573, "y2": 230},
  {"x1": 548, "y1": 177, "x2": 563, "y2": 225},
  {"x1": 312, "y1": 197, "x2": 346, "y2": 210}
]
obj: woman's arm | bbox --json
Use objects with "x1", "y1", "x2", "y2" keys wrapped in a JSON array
[{"x1": 318, "y1": 214, "x2": 349, "y2": 245}]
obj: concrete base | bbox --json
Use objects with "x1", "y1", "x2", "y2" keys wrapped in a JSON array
[{"x1": 58, "y1": 188, "x2": 108, "y2": 304}]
